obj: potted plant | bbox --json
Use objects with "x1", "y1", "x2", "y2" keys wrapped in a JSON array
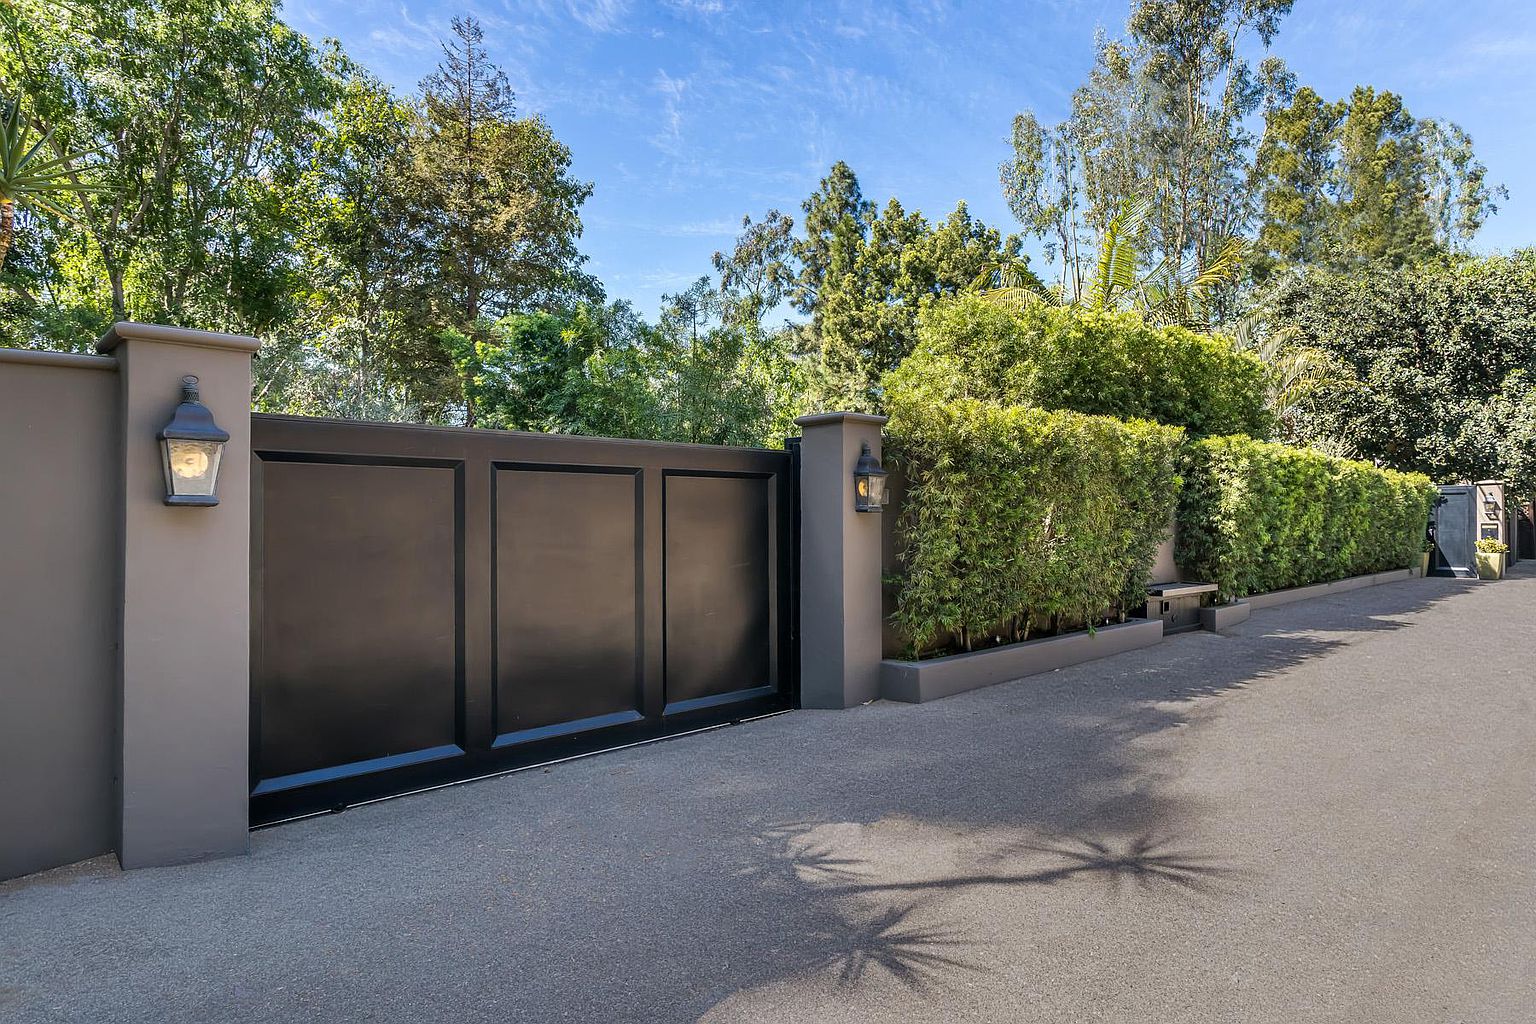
[
  {"x1": 1419, "y1": 539, "x2": 1432, "y2": 577},
  {"x1": 1475, "y1": 538, "x2": 1508, "y2": 580}
]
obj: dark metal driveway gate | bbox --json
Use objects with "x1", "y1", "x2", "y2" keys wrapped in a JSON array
[
  {"x1": 250, "y1": 415, "x2": 795, "y2": 823},
  {"x1": 1430, "y1": 485, "x2": 1476, "y2": 578}
]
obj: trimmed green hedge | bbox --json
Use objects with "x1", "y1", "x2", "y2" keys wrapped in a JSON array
[
  {"x1": 887, "y1": 397, "x2": 1184, "y2": 657},
  {"x1": 884, "y1": 295, "x2": 1272, "y2": 438},
  {"x1": 1177, "y1": 435, "x2": 1436, "y2": 601}
]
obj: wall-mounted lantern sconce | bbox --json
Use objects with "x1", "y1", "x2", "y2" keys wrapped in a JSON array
[
  {"x1": 1484, "y1": 494, "x2": 1501, "y2": 519},
  {"x1": 853, "y1": 441, "x2": 889, "y2": 513},
  {"x1": 158, "y1": 375, "x2": 229, "y2": 507}
]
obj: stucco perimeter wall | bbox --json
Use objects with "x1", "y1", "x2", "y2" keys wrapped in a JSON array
[{"x1": 0, "y1": 350, "x2": 121, "y2": 880}]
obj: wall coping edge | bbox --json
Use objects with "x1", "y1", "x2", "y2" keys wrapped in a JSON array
[
  {"x1": 96, "y1": 322, "x2": 261, "y2": 355},
  {"x1": 794, "y1": 411, "x2": 888, "y2": 428},
  {"x1": 0, "y1": 347, "x2": 118, "y2": 371}
]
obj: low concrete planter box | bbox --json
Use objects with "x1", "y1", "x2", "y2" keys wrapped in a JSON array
[
  {"x1": 880, "y1": 617, "x2": 1164, "y2": 704},
  {"x1": 1199, "y1": 600, "x2": 1250, "y2": 631},
  {"x1": 1243, "y1": 567, "x2": 1416, "y2": 611}
]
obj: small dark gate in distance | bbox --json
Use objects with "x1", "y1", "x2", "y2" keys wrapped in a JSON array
[
  {"x1": 250, "y1": 414, "x2": 796, "y2": 823},
  {"x1": 1430, "y1": 485, "x2": 1476, "y2": 578}
]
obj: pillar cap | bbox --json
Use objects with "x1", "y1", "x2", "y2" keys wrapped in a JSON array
[
  {"x1": 794, "y1": 411, "x2": 888, "y2": 428},
  {"x1": 96, "y1": 322, "x2": 260, "y2": 356}
]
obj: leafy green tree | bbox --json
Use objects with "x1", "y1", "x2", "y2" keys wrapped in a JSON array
[
  {"x1": 712, "y1": 209, "x2": 794, "y2": 332},
  {"x1": 1, "y1": 0, "x2": 338, "y2": 336},
  {"x1": 1000, "y1": 112, "x2": 1084, "y2": 296},
  {"x1": 646, "y1": 276, "x2": 798, "y2": 445},
  {"x1": 977, "y1": 195, "x2": 1248, "y2": 329},
  {"x1": 256, "y1": 63, "x2": 429, "y2": 418},
  {"x1": 1265, "y1": 250, "x2": 1536, "y2": 488},
  {"x1": 449, "y1": 282, "x2": 801, "y2": 448},
  {"x1": 1003, "y1": 0, "x2": 1294, "y2": 317},
  {"x1": 448, "y1": 301, "x2": 643, "y2": 431},
  {"x1": 1122, "y1": 0, "x2": 1293, "y2": 265}
]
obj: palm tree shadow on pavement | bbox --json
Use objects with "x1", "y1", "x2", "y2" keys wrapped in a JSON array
[{"x1": 815, "y1": 900, "x2": 982, "y2": 994}]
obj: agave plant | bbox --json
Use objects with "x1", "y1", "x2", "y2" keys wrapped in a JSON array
[{"x1": 0, "y1": 98, "x2": 103, "y2": 271}]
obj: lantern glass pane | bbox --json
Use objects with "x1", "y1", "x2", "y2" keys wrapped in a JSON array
[
  {"x1": 164, "y1": 439, "x2": 223, "y2": 497},
  {"x1": 868, "y1": 474, "x2": 889, "y2": 507}
]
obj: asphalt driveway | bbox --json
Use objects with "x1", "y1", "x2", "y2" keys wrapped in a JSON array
[{"x1": 4, "y1": 570, "x2": 1534, "y2": 1023}]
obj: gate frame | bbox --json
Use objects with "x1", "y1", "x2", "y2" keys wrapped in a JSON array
[{"x1": 1430, "y1": 484, "x2": 1477, "y2": 578}]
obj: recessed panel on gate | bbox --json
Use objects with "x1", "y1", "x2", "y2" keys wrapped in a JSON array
[
  {"x1": 663, "y1": 472, "x2": 774, "y2": 713},
  {"x1": 493, "y1": 466, "x2": 642, "y2": 743},
  {"x1": 254, "y1": 457, "x2": 462, "y2": 793}
]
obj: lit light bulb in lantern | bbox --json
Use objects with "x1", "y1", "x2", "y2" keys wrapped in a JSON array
[{"x1": 171, "y1": 445, "x2": 211, "y2": 479}]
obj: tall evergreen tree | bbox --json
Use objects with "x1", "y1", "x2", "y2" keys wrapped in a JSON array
[
  {"x1": 796, "y1": 162, "x2": 1023, "y2": 411},
  {"x1": 411, "y1": 15, "x2": 595, "y2": 422},
  {"x1": 1254, "y1": 85, "x2": 1502, "y2": 269}
]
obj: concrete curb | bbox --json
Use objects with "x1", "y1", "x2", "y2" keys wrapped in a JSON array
[
  {"x1": 879, "y1": 618, "x2": 1165, "y2": 704},
  {"x1": 1243, "y1": 567, "x2": 1417, "y2": 611},
  {"x1": 1199, "y1": 600, "x2": 1251, "y2": 631}
]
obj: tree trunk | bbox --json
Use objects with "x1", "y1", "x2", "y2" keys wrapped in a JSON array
[{"x1": 0, "y1": 201, "x2": 14, "y2": 273}]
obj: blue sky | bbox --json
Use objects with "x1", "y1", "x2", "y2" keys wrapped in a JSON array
[{"x1": 285, "y1": 0, "x2": 1536, "y2": 319}]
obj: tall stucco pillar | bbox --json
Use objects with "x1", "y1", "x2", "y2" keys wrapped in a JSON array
[
  {"x1": 1475, "y1": 480, "x2": 1506, "y2": 548},
  {"x1": 98, "y1": 323, "x2": 258, "y2": 869},
  {"x1": 795, "y1": 412, "x2": 887, "y2": 709}
]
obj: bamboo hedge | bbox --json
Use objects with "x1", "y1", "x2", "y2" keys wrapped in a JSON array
[
  {"x1": 886, "y1": 295, "x2": 1273, "y2": 439},
  {"x1": 1177, "y1": 435, "x2": 1436, "y2": 601},
  {"x1": 886, "y1": 397, "x2": 1184, "y2": 657}
]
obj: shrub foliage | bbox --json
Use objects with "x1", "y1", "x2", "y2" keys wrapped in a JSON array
[
  {"x1": 886, "y1": 398, "x2": 1184, "y2": 657},
  {"x1": 1177, "y1": 435, "x2": 1435, "y2": 601},
  {"x1": 885, "y1": 295, "x2": 1273, "y2": 438},
  {"x1": 1267, "y1": 250, "x2": 1536, "y2": 490}
]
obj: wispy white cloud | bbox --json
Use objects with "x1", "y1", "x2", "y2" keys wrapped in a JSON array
[
  {"x1": 565, "y1": 0, "x2": 630, "y2": 32},
  {"x1": 659, "y1": 218, "x2": 740, "y2": 236},
  {"x1": 666, "y1": 0, "x2": 726, "y2": 14},
  {"x1": 369, "y1": 25, "x2": 435, "y2": 55},
  {"x1": 1462, "y1": 32, "x2": 1536, "y2": 61},
  {"x1": 609, "y1": 267, "x2": 700, "y2": 290},
  {"x1": 652, "y1": 68, "x2": 690, "y2": 151}
]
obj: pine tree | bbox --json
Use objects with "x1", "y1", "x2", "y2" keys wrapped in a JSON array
[{"x1": 412, "y1": 16, "x2": 594, "y2": 423}]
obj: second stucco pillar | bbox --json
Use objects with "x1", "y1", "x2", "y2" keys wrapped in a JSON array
[{"x1": 795, "y1": 411, "x2": 887, "y2": 709}]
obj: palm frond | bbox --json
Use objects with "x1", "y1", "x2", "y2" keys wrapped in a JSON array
[
  {"x1": 969, "y1": 257, "x2": 1060, "y2": 309},
  {"x1": 1085, "y1": 197, "x2": 1150, "y2": 309}
]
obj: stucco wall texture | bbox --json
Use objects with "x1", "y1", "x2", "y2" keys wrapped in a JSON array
[{"x1": 0, "y1": 350, "x2": 120, "y2": 880}]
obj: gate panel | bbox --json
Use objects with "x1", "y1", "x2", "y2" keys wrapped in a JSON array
[
  {"x1": 1431, "y1": 486, "x2": 1475, "y2": 578},
  {"x1": 251, "y1": 415, "x2": 794, "y2": 823},
  {"x1": 493, "y1": 465, "x2": 643, "y2": 743},
  {"x1": 663, "y1": 472, "x2": 775, "y2": 713},
  {"x1": 253, "y1": 456, "x2": 464, "y2": 796}
]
